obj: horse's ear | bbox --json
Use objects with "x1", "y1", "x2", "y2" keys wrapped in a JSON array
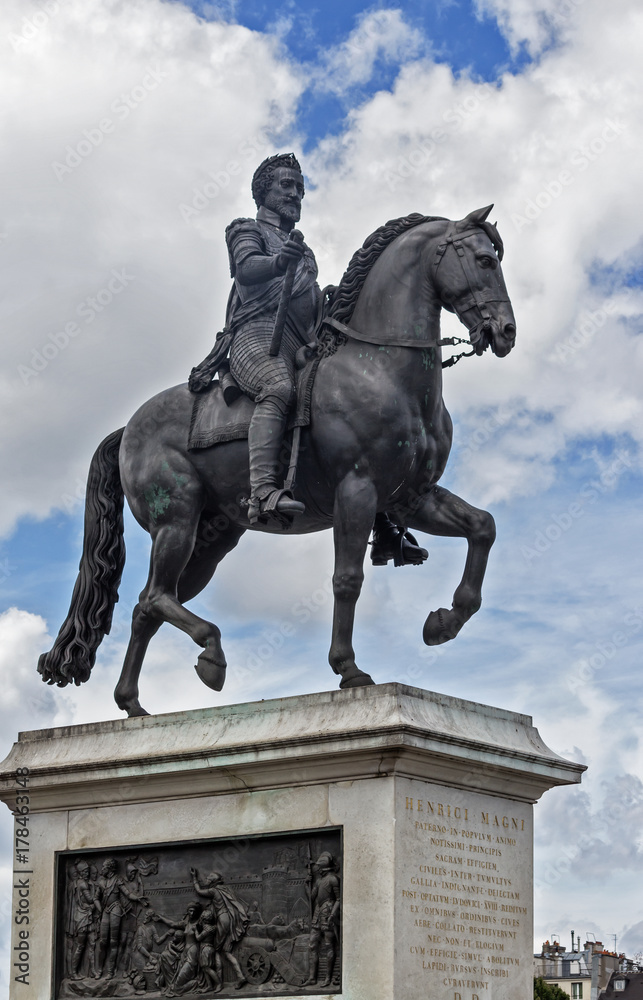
[{"x1": 456, "y1": 205, "x2": 494, "y2": 231}]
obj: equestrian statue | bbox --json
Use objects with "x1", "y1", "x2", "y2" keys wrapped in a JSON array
[{"x1": 38, "y1": 153, "x2": 517, "y2": 717}]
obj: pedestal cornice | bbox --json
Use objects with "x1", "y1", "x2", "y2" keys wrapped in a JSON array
[{"x1": 0, "y1": 682, "x2": 585, "y2": 810}]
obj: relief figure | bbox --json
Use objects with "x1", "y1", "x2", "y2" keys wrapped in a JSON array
[{"x1": 190, "y1": 868, "x2": 249, "y2": 989}]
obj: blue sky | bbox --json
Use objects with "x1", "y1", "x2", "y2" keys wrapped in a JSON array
[
  {"x1": 0, "y1": 0, "x2": 642, "y2": 993},
  {"x1": 184, "y1": 0, "x2": 533, "y2": 145}
]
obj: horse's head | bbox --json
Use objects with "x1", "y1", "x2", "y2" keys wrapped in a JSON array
[{"x1": 432, "y1": 206, "x2": 516, "y2": 358}]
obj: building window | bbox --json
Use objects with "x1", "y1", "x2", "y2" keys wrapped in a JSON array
[
  {"x1": 571, "y1": 985, "x2": 583, "y2": 999},
  {"x1": 614, "y1": 980, "x2": 626, "y2": 992}
]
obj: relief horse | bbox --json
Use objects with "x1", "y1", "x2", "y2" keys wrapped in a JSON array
[{"x1": 39, "y1": 206, "x2": 516, "y2": 716}]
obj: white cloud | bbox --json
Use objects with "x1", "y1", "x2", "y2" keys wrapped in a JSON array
[
  {"x1": 315, "y1": 9, "x2": 425, "y2": 94},
  {"x1": 0, "y1": 0, "x2": 304, "y2": 538},
  {"x1": 1, "y1": 0, "x2": 641, "y2": 539},
  {"x1": 0, "y1": 0, "x2": 642, "y2": 975},
  {"x1": 0, "y1": 608, "x2": 56, "y2": 725},
  {"x1": 304, "y1": 0, "x2": 643, "y2": 504}
]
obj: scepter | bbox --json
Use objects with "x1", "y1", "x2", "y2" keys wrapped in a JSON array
[{"x1": 269, "y1": 229, "x2": 304, "y2": 357}]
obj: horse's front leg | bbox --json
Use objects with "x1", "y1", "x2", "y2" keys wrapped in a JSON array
[
  {"x1": 329, "y1": 472, "x2": 377, "y2": 688},
  {"x1": 407, "y1": 485, "x2": 496, "y2": 645}
]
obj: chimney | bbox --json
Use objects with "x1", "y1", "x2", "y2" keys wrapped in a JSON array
[{"x1": 572, "y1": 930, "x2": 575, "y2": 953}]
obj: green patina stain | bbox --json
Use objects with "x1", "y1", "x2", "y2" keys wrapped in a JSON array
[
  {"x1": 145, "y1": 484, "x2": 171, "y2": 521},
  {"x1": 161, "y1": 459, "x2": 187, "y2": 489},
  {"x1": 397, "y1": 440, "x2": 403, "y2": 447}
]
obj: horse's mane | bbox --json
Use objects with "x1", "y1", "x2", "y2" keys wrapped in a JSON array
[{"x1": 328, "y1": 213, "x2": 446, "y2": 325}]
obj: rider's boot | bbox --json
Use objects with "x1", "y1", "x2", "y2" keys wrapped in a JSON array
[
  {"x1": 370, "y1": 512, "x2": 428, "y2": 567},
  {"x1": 246, "y1": 396, "x2": 305, "y2": 527}
]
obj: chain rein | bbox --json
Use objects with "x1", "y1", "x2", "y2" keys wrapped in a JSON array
[{"x1": 321, "y1": 226, "x2": 504, "y2": 369}]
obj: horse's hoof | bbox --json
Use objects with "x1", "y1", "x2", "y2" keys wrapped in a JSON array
[
  {"x1": 339, "y1": 666, "x2": 375, "y2": 688},
  {"x1": 127, "y1": 704, "x2": 150, "y2": 717},
  {"x1": 423, "y1": 608, "x2": 460, "y2": 645},
  {"x1": 115, "y1": 691, "x2": 150, "y2": 717},
  {"x1": 195, "y1": 647, "x2": 227, "y2": 691}
]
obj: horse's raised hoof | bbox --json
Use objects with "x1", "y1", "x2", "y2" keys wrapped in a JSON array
[
  {"x1": 423, "y1": 608, "x2": 464, "y2": 645},
  {"x1": 195, "y1": 647, "x2": 227, "y2": 691},
  {"x1": 339, "y1": 665, "x2": 375, "y2": 688}
]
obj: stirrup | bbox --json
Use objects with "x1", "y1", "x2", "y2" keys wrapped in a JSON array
[
  {"x1": 371, "y1": 526, "x2": 428, "y2": 567},
  {"x1": 247, "y1": 488, "x2": 305, "y2": 528}
]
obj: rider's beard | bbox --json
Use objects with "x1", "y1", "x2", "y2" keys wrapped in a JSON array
[{"x1": 278, "y1": 200, "x2": 301, "y2": 224}]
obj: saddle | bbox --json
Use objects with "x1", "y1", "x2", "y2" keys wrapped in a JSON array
[{"x1": 187, "y1": 346, "x2": 320, "y2": 452}]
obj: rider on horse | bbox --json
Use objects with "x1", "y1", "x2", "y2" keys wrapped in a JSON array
[
  {"x1": 190, "y1": 153, "x2": 427, "y2": 564},
  {"x1": 227, "y1": 152, "x2": 314, "y2": 526}
]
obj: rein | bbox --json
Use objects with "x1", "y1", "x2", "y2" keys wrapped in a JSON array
[
  {"x1": 321, "y1": 316, "x2": 474, "y2": 369},
  {"x1": 321, "y1": 222, "x2": 507, "y2": 368}
]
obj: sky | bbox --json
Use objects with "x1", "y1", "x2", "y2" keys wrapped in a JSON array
[{"x1": 0, "y1": 0, "x2": 642, "y2": 992}]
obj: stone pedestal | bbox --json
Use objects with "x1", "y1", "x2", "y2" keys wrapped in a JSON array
[{"x1": 0, "y1": 683, "x2": 585, "y2": 999}]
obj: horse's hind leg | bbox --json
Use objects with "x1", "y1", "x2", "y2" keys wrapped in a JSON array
[
  {"x1": 114, "y1": 521, "x2": 244, "y2": 716},
  {"x1": 329, "y1": 472, "x2": 377, "y2": 688},
  {"x1": 407, "y1": 484, "x2": 496, "y2": 645}
]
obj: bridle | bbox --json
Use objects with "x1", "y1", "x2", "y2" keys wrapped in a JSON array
[
  {"x1": 433, "y1": 224, "x2": 511, "y2": 363},
  {"x1": 321, "y1": 223, "x2": 510, "y2": 368}
]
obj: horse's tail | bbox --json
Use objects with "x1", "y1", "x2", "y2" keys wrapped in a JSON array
[{"x1": 38, "y1": 428, "x2": 126, "y2": 687}]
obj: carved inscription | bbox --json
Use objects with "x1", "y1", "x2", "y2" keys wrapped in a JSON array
[
  {"x1": 402, "y1": 794, "x2": 528, "y2": 998},
  {"x1": 53, "y1": 829, "x2": 342, "y2": 998}
]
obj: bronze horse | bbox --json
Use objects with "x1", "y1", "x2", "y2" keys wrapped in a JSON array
[{"x1": 39, "y1": 206, "x2": 516, "y2": 716}]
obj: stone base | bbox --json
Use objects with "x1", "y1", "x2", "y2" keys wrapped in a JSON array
[{"x1": 0, "y1": 683, "x2": 585, "y2": 999}]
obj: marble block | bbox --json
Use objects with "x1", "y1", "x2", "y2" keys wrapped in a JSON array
[{"x1": 0, "y1": 683, "x2": 585, "y2": 1000}]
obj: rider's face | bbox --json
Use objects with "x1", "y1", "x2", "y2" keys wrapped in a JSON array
[{"x1": 263, "y1": 167, "x2": 304, "y2": 225}]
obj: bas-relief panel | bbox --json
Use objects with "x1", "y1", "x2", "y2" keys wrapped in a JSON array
[
  {"x1": 54, "y1": 829, "x2": 342, "y2": 998},
  {"x1": 398, "y1": 781, "x2": 532, "y2": 1000}
]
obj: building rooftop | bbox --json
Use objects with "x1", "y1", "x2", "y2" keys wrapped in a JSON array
[{"x1": 601, "y1": 971, "x2": 643, "y2": 997}]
